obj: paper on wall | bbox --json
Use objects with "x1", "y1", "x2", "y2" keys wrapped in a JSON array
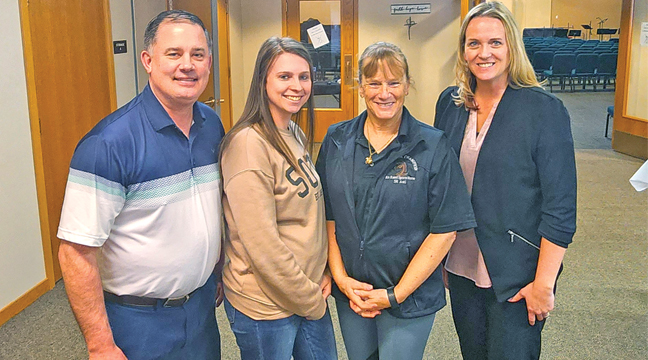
[{"x1": 641, "y1": 22, "x2": 648, "y2": 47}]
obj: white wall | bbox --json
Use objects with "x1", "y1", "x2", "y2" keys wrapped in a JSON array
[
  {"x1": 110, "y1": 0, "x2": 138, "y2": 107},
  {"x1": 0, "y1": 1, "x2": 46, "y2": 309}
]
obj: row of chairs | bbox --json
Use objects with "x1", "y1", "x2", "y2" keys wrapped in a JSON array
[
  {"x1": 526, "y1": 40, "x2": 618, "y2": 59},
  {"x1": 537, "y1": 53, "x2": 617, "y2": 92}
]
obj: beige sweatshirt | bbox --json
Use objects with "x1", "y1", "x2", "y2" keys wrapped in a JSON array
[{"x1": 221, "y1": 124, "x2": 328, "y2": 320}]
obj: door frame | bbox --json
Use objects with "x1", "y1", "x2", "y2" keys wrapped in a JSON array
[
  {"x1": 282, "y1": 0, "x2": 359, "y2": 142},
  {"x1": 217, "y1": 0, "x2": 233, "y2": 131}
]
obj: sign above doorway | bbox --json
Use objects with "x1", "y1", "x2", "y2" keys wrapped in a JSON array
[{"x1": 390, "y1": 3, "x2": 431, "y2": 15}]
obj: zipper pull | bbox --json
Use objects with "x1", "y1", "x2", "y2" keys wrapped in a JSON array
[
  {"x1": 508, "y1": 230, "x2": 515, "y2": 243},
  {"x1": 359, "y1": 240, "x2": 365, "y2": 259}
]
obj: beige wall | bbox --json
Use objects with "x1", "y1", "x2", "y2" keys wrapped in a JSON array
[
  {"x1": 508, "y1": 0, "x2": 552, "y2": 29},
  {"x1": 110, "y1": 0, "x2": 138, "y2": 107},
  {"x1": 228, "y1": 0, "x2": 283, "y2": 123},
  {"x1": 300, "y1": 1, "x2": 341, "y2": 24},
  {"x1": 625, "y1": 0, "x2": 648, "y2": 120},
  {"x1": 551, "y1": 0, "x2": 622, "y2": 34},
  {"x1": 0, "y1": 1, "x2": 46, "y2": 309},
  {"x1": 358, "y1": 0, "x2": 460, "y2": 125}
]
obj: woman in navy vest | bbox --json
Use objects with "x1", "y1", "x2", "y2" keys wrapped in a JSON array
[
  {"x1": 434, "y1": 2, "x2": 577, "y2": 359},
  {"x1": 316, "y1": 42, "x2": 476, "y2": 360}
]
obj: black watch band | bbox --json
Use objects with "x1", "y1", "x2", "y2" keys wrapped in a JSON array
[{"x1": 387, "y1": 286, "x2": 399, "y2": 309}]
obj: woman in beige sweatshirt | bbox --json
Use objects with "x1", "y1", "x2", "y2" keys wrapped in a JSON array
[{"x1": 219, "y1": 37, "x2": 336, "y2": 360}]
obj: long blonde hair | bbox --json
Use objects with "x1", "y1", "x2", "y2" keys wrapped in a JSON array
[{"x1": 454, "y1": 1, "x2": 540, "y2": 108}]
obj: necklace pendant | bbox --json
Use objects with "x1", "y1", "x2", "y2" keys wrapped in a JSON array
[{"x1": 365, "y1": 156, "x2": 373, "y2": 165}]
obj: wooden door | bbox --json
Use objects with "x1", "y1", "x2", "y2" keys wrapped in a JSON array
[
  {"x1": 284, "y1": 0, "x2": 358, "y2": 142},
  {"x1": 20, "y1": 0, "x2": 117, "y2": 281},
  {"x1": 169, "y1": 0, "x2": 233, "y2": 130}
]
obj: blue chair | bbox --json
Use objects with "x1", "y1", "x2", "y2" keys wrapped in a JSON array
[
  {"x1": 544, "y1": 54, "x2": 576, "y2": 92},
  {"x1": 606, "y1": 106, "x2": 614, "y2": 138},
  {"x1": 533, "y1": 51, "x2": 554, "y2": 79},
  {"x1": 597, "y1": 53, "x2": 618, "y2": 90},
  {"x1": 572, "y1": 54, "x2": 599, "y2": 91}
]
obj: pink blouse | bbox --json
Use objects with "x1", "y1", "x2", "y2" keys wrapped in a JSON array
[{"x1": 444, "y1": 103, "x2": 498, "y2": 288}]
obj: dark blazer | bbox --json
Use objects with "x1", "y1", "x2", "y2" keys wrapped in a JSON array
[
  {"x1": 316, "y1": 107, "x2": 476, "y2": 318},
  {"x1": 434, "y1": 86, "x2": 577, "y2": 302}
]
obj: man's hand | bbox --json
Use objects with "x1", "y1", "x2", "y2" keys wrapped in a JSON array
[
  {"x1": 319, "y1": 273, "x2": 332, "y2": 299},
  {"x1": 215, "y1": 281, "x2": 224, "y2": 307},
  {"x1": 508, "y1": 281, "x2": 554, "y2": 326}
]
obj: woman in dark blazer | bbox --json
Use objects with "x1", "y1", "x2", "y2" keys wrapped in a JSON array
[{"x1": 434, "y1": 2, "x2": 577, "y2": 359}]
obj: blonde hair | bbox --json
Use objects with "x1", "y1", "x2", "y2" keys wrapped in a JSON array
[{"x1": 454, "y1": 1, "x2": 540, "y2": 108}]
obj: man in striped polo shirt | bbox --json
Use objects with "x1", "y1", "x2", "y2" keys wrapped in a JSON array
[{"x1": 57, "y1": 10, "x2": 224, "y2": 360}]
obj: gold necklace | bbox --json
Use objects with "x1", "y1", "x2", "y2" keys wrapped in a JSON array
[{"x1": 365, "y1": 128, "x2": 398, "y2": 166}]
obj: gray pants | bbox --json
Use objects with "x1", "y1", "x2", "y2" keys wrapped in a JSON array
[{"x1": 335, "y1": 299, "x2": 435, "y2": 360}]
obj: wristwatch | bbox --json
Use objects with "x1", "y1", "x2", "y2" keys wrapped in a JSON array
[{"x1": 386, "y1": 286, "x2": 400, "y2": 309}]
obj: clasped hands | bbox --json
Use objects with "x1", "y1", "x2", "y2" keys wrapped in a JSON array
[{"x1": 337, "y1": 276, "x2": 392, "y2": 318}]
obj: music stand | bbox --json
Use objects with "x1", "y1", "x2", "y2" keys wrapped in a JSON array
[
  {"x1": 568, "y1": 29, "x2": 582, "y2": 38},
  {"x1": 554, "y1": 28, "x2": 569, "y2": 38},
  {"x1": 581, "y1": 24, "x2": 592, "y2": 40},
  {"x1": 597, "y1": 28, "x2": 617, "y2": 41}
]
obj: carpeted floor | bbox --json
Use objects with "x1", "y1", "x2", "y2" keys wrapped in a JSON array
[{"x1": 1, "y1": 91, "x2": 646, "y2": 360}]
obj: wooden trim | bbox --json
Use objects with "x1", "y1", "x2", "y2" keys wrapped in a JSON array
[
  {"x1": 0, "y1": 279, "x2": 52, "y2": 327},
  {"x1": 352, "y1": 0, "x2": 358, "y2": 116},
  {"x1": 611, "y1": 130, "x2": 648, "y2": 159},
  {"x1": 18, "y1": 0, "x2": 56, "y2": 289},
  {"x1": 218, "y1": 0, "x2": 233, "y2": 131},
  {"x1": 614, "y1": 0, "x2": 633, "y2": 124},
  {"x1": 613, "y1": 0, "x2": 647, "y2": 153},
  {"x1": 103, "y1": 0, "x2": 118, "y2": 111},
  {"x1": 461, "y1": 0, "x2": 470, "y2": 22},
  {"x1": 282, "y1": 0, "x2": 287, "y2": 36}
]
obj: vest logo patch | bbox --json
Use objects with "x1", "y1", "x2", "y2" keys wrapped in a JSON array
[{"x1": 385, "y1": 157, "x2": 417, "y2": 184}]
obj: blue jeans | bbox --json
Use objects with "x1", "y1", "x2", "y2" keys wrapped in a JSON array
[
  {"x1": 105, "y1": 277, "x2": 220, "y2": 360},
  {"x1": 335, "y1": 299, "x2": 435, "y2": 360},
  {"x1": 224, "y1": 298, "x2": 337, "y2": 360}
]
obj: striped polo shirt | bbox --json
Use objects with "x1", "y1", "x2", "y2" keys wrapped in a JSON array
[{"x1": 58, "y1": 85, "x2": 224, "y2": 299}]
